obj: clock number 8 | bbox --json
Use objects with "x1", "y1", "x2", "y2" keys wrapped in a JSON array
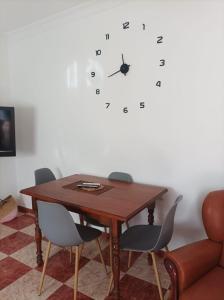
[
  {"x1": 123, "y1": 107, "x2": 128, "y2": 113},
  {"x1": 96, "y1": 89, "x2": 100, "y2": 95}
]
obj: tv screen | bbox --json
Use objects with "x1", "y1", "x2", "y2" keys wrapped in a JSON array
[{"x1": 0, "y1": 107, "x2": 16, "y2": 157}]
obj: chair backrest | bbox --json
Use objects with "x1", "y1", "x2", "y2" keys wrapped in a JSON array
[
  {"x1": 202, "y1": 190, "x2": 224, "y2": 242},
  {"x1": 108, "y1": 172, "x2": 133, "y2": 183},
  {"x1": 34, "y1": 168, "x2": 56, "y2": 185},
  {"x1": 153, "y1": 195, "x2": 183, "y2": 251},
  {"x1": 34, "y1": 168, "x2": 83, "y2": 247},
  {"x1": 37, "y1": 200, "x2": 83, "y2": 247}
]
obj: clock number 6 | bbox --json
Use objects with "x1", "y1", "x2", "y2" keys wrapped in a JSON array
[{"x1": 123, "y1": 107, "x2": 128, "y2": 113}]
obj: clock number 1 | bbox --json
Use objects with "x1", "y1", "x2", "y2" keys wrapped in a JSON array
[
  {"x1": 123, "y1": 22, "x2": 129, "y2": 29},
  {"x1": 142, "y1": 24, "x2": 146, "y2": 30}
]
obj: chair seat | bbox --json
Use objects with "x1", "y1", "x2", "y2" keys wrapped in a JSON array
[
  {"x1": 120, "y1": 225, "x2": 161, "y2": 252},
  {"x1": 76, "y1": 223, "x2": 102, "y2": 242},
  {"x1": 180, "y1": 267, "x2": 224, "y2": 300},
  {"x1": 84, "y1": 215, "x2": 108, "y2": 228}
]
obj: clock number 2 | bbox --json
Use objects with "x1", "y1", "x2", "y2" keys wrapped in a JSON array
[
  {"x1": 157, "y1": 36, "x2": 163, "y2": 43},
  {"x1": 123, "y1": 22, "x2": 129, "y2": 29}
]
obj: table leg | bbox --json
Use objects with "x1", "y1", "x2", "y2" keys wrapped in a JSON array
[
  {"x1": 32, "y1": 197, "x2": 43, "y2": 266},
  {"x1": 111, "y1": 219, "x2": 121, "y2": 299},
  {"x1": 148, "y1": 202, "x2": 155, "y2": 225}
]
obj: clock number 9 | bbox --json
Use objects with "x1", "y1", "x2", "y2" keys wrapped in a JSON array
[
  {"x1": 123, "y1": 107, "x2": 128, "y2": 113},
  {"x1": 106, "y1": 103, "x2": 110, "y2": 109},
  {"x1": 160, "y1": 59, "x2": 165, "y2": 66},
  {"x1": 157, "y1": 36, "x2": 163, "y2": 43},
  {"x1": 91, "y1": 72, "x2": 95, "y2": 77}
]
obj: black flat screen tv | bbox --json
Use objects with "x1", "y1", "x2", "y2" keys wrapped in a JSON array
[{"x1": 0, "y1": 107, "x2": 16, "y2": 157}]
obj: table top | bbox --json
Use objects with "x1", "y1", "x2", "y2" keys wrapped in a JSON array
[{"x1": 20, "y1": 174, "x2": 168, "y2": 221}]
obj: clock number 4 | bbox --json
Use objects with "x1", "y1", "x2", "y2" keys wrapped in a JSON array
[
  {"x1": 156, "y1": 81, "x2": 161, "y2": 87},
  {"x1": 160, "y1": 59, "x2": 165, "y2": 66},
  {"x1": 123, "y1": 22, "x2": 129, "y2": 29},
  {"x1": 96, "y1": 49, "x2": 102, "y2": 56}
]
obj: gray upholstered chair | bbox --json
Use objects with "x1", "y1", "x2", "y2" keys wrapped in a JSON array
[
  {"x1": 83, "y1": 171, "x2": 133, "y2": 268},
  {"x1": 37, "y1": 201, "x2": 104, "y2": 300},
  {"x1": 34, "y1": 168, "x2": 107, "y2": 299},
  {"x1": 108, "y1": 195, "x2": 183, "y2": 300}
]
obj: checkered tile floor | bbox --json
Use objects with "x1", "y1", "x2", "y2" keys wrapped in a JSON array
[{"x1": 0, "y1": 213, "x2": 171, "y2": 299}]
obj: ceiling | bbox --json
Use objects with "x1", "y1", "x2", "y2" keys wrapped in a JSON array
[{"x1": 0, "y1": 0, "x2": 89, "y2": 34}]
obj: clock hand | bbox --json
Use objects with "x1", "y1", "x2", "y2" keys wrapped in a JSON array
[
  {"x1": 108, "y1": 69, "x2": 121, "y2": 78},
  {"x1": 122, "y1": 53, "x2": 124, "y2": 64}
]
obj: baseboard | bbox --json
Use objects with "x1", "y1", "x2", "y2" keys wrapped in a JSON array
[{"x1": 18, "y1": 205, "x2": 34, "y2": 214}]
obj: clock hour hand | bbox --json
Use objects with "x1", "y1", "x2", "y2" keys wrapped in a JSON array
[
  {"x1": 122, "y1": 53, "x2": 125, "y2": 64},
  {"x1": 108, "y1": 69, "x2": 121, "y2": 78}
]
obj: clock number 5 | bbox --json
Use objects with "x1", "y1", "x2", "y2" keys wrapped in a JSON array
[
  {"x1": 160, "y1": 59, "x2": 165, "y2": 66},
  {"x1": 140, "y1": 102, "x2": 145, "y2": 109},
  {"x1": 123, "y1": 22, "x2": 129, "y2": 29}
]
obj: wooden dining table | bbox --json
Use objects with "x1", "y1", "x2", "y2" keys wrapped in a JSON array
[{"x1": 20, "y1": 174, "x2": 168, "y2": 299}]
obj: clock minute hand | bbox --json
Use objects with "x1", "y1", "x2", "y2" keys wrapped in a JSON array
[{"x1": 108, "y1": 69, "x2": 121, "y2": 78}]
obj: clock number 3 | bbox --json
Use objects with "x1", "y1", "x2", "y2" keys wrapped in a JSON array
[{"x1": 160, "y1": 59, "x2": 165, "y2": 66}]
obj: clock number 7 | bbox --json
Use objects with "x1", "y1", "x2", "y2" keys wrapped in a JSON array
[{"x1": 106, "y1": 103, "x2": 110, "y2": 109}]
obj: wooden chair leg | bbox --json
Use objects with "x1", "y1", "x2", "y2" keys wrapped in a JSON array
[
  {"x1": 107, "y1": 273, "x2": 114, "y2": 296},
  {"x1": 128, "y1": 251, "x2": 132, "y2": 268},
  {"x1": 74, "y1": 246, "x2": 80, "y2": 300},
  {"x1": 150, "y1": 252, "x2": 163, "y2": 300},
  {"x1": 79, "y1": 243, "x2": 84, "y2": 260},
  {"x1": 95, "y1": 238, "x2": 107, "y2": 274},
  {"x1": 109, "y1": 232, "x2": 113, "y2": 270},
  {"x1": 70, "y1": 246, "x2": 73, "y2": 264},
  {"x1": 38, "y1": 241, "x2": 51, "y2": 295}
]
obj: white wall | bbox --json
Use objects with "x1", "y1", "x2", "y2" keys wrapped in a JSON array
[
  {"x1": 0, "y1": 35, "x2": 17, "y2": 199},
  {"x1": 5, "y1": 0, "x2": 224, "y2": 248}
]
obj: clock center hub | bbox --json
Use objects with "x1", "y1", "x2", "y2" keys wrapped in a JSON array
[{"x1": 120, "y1": 63, "x2": 130, "y2": 75}]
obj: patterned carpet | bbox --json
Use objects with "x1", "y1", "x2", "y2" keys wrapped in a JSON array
[{"x1": 0, "y1": 212, "x2": 171, "y2": 299}]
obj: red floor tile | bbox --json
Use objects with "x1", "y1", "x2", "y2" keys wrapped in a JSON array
[
  {"x1": 4, "y1": 214, "x2": 35, "y2": 230},
  {"x1": 106, "y1": 274, "x2": 166, "y2": 300},
  {"x1": 94, "y1": 246, "x2": 142, "y2": 272},
  {"x1": 0, "y1": 231, "x2": 34, "y2": 255},
  {"x1": 47, "y1": 285, "x2": 93, "y2": 300},
  {"x1": 0, "y1": 257, "x2": 31, "y2": 290},
  {"x1": 36, "y1": 249, "x2": 89, "y2": 283}
]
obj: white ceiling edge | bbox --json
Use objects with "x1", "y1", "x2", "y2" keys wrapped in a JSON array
[{"x1": 0, "y1": 0, "x2": 100, "y2": 34}]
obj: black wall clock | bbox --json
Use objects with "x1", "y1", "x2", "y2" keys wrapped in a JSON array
[{"x1": 90, "y1": 21, "x2": 165, "y2": 114}]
